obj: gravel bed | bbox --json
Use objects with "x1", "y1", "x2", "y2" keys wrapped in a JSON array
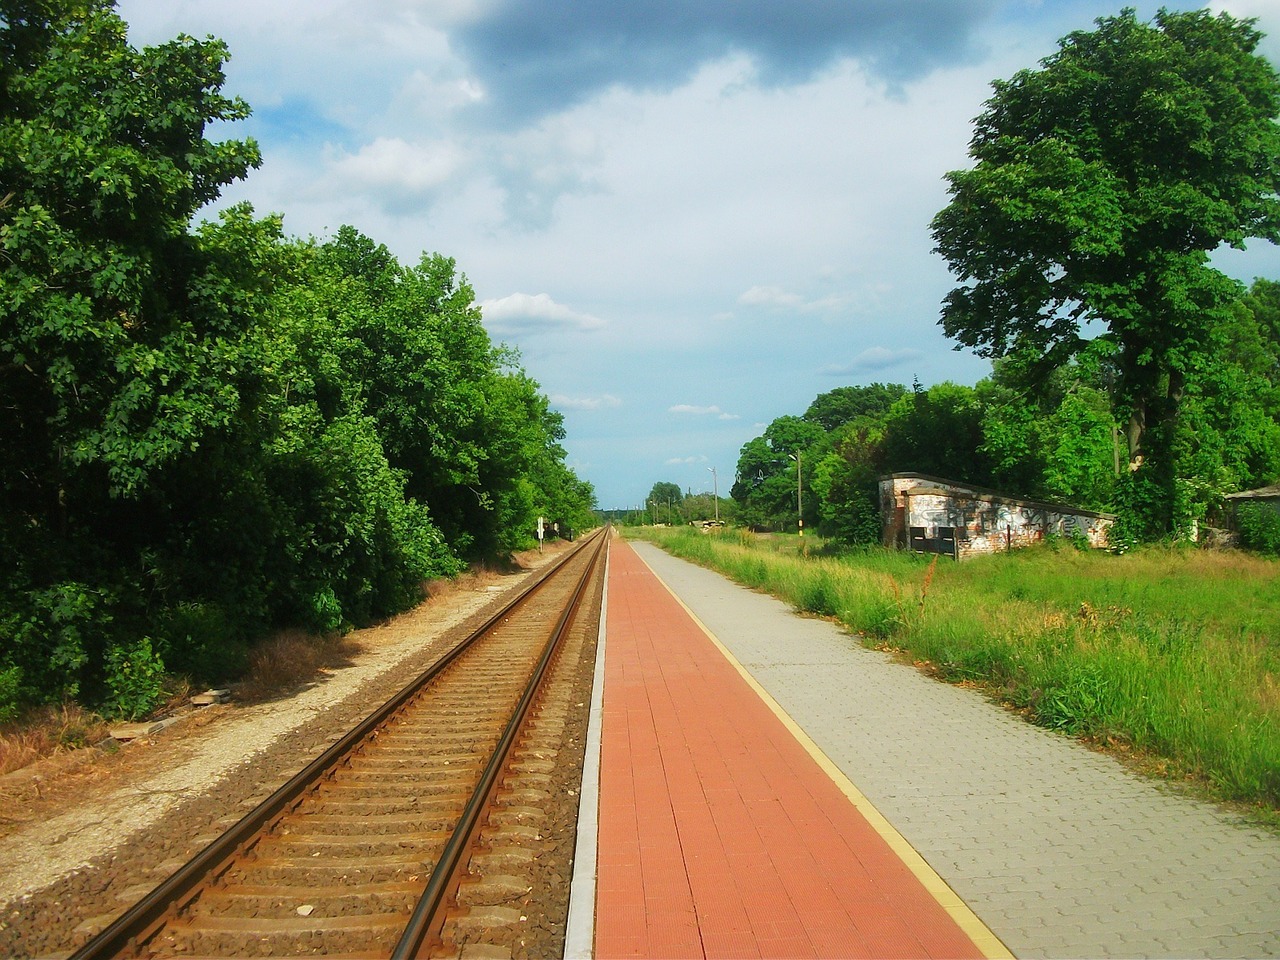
[{"x1": 0, "y1": 546, "x2": 574, "y2": 958}]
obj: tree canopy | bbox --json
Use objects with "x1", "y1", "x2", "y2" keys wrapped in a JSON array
[
  {"x1": 930, "y1": 7, "x2": 1280, "y2": 538},
  {"x1": 0, "y1": 1, "x2": 596, "y2": 721}
]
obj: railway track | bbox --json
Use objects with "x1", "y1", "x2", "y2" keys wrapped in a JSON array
[{"x1": 71, "y1": 527, "x2": 610, "y2": 959}]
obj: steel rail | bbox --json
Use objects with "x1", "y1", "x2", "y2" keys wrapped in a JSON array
[
  {"x1": 70, "y1": 527, "x2": 606, "y2": 960},
  {"x1": 392, "y1": 524, "x2": 608, "y2": 958}
]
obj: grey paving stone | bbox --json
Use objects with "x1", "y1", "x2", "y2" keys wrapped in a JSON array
[{"x1": 632, "y1": 542, "x2": 1280, "y2": 960}]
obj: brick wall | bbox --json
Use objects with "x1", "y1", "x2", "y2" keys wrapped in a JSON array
[{"x1": 881, "y1": 474, "x2": 1113, "y2": 559}]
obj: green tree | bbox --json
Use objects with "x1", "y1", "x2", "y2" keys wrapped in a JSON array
[
  {"x1": 731, "y1": 416, "x2": 823, "y2": 531},
  {"x1": 0, "y1": 2, "x2": 599, "y2": 715},
  {"x1": 931, "y1": 8, "x2": 1280, "y2": 538},
  {"x1": 0, "y1": 1, "x2": 263, "y2": 705},
  {"x1": 878, "y1": 382, "x2": 990, "y2": 485},
  {"x1": 811, "y1": 422, "x2": 885, "y2": 545},
  {"x1": 646, "y1": 482, "x2": 683, "y2": 524},
  {"x1": 803, "y1": 383, "x2": 907, "y2": 432}
]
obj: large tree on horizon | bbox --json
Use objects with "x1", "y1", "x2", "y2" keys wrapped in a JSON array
[{"x1": 931, "y1": 7, "x2": 1280, "y2": 538}]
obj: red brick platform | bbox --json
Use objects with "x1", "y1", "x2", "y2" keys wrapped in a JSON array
[{"x1": 593, "y1": 539, "x2": 995, "y2": 959}]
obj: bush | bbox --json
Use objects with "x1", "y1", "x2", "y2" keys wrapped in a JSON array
[
  {"x1": 1237, "y1": 502, "x2": 1280, "y2": 556},
  {"x1": 0, "y1": 667, "x2": 22, "y2": 726},
  {"x1": 102, "y1": 637, "x2": 166, "y2": 721},
  {"x1": 156, "y1": 601, "x2": 250, "y2": 684}
]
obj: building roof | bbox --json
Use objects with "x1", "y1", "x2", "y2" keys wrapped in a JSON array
[
  {"x1": 884, "y1": 473, "x2": 1116, "y2": 520},
  {"x1": 1224, "y1": 484, "x2": 1280, "y2": 500}
]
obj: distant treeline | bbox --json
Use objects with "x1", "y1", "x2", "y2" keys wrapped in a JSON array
[
  {"x1": 727, "y1": 283, "x2": 1280, "y2": 546},
  {"x1": 0, "y1": 4, "x2": 595, "y2": 719}
]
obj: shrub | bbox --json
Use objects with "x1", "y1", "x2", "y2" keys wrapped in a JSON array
[
  {"x1": 1236, "y1": 502, "x2": 1280, "y2": 556},
  {"x1": 157, "y1": 601, "x2": 250, "y2": 684},
  {"x1": 102, "y1": 638, "x2": 167, "y2": 721},
  {"x1": 0, "y1": 667, "x2": 22, "y2": 726}
]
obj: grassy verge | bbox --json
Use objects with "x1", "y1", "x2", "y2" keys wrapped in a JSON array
[{"x1": 628, "y1": 527, "x2": 1280, "y2": 816}]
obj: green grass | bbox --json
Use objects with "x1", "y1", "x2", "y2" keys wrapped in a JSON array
[{"x1": 629, "y1": 527, "x2": 1280, "y2": 814}]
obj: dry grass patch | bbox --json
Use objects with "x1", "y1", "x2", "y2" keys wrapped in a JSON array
[
  {"x1": 235, "y1": 629, "x2": 364, "y2": 703},
  {"x1": 0, "y1": 704, "x2": 112, "y2": 779}
]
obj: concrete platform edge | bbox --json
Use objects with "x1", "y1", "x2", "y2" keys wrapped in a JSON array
[
  {"x1": 629, "y1": 543, "x2": 1016, "y2": 960},
  {"x1": 563, "y1": 541, "x2": 609, "y2": 960}
]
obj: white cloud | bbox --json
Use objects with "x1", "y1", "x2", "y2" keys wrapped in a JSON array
[
  {"x1": 665, "y1": 455, "x2": 709, "y2": 465},
  {"x1": 668, "y1": 405, "x2": 740, "y2": 421},
  {"x1": 738, "y1": 285, "x2": 806, "y2": 309},
  {"x1": 480, "y1": 293, "x2": 607, "y2": 336},
  {"x1": 398, "y1": 69, "x2": 486, "y2": 114},
  {"x1": 329, "y1": 137, "x2": 464, "y2": 203},
  {"x1": 736, "y1": 284, "x2": 857, "y2": 314},
  {"x1": 550, "y1": 393, "x2": 622, "y2": 411}
]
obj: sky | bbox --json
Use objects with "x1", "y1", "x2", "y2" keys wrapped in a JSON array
[{"x1": 115, "y1": 0, "x2": 1280, "y2": 510}]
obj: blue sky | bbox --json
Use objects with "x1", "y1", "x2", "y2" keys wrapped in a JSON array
[{"x1": 117, "y1": 0, "x2": 1280, "y2": 509}]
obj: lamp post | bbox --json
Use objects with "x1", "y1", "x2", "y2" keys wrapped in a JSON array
[
  {"x1": 789, "y1": 452, "x2": 803, "y2": 536},
  {"x1": 707, "y1": 466, "x2": 719, "y2": 523}
]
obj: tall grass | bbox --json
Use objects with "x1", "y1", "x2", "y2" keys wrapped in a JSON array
[{"x1": 631, "y1": 527, "x2": 1280, "y2": 811}]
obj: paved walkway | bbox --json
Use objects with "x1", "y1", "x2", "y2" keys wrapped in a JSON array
[
  {"x1": 587, "y1": 540, "x2": 1001, "y2": 959},
  {"x1": 607, "y1": 540, "x2": 1280, "y2": 959}
]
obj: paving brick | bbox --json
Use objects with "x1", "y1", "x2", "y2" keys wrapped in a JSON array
[{"x1": 593, "y1": 542, "x2": 991, "y2": 959}]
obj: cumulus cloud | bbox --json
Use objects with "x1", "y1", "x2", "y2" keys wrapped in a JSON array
[
  {"x1": 736, "y1": 285, "x2": 849, "y2": 313},
  {"x1": 738, "y1": 285, "x2": 806, "y2": 309},
  {"x1": 669, "y1": 404, "x2": 740, "y2": 420},
  {"x1": 452, "y1": 0, "x2": 1001, "y2": 123},
  {"x1": 551, "y1": 393, "x2": 622, "y2": 411},
  {"x1": 666, "y1": 455, "x2": 709, "y2": 465},
  {"x1": 823, "y1": 347, "x2": 923, "y2": 374},
  {"x1": 329, "y1": 137, "x2": 464, "y2": 205},
  {"x1": 480, "y1": 293, "x2": 607, "y2": 336}
]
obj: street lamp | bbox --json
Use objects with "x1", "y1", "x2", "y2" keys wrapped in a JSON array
[
  {"x1": 707, "y1": 466, "x2": 719, "y2": 523},
  {"x1": 789, "y1": 452, "x2": 803, "y2": 536}
]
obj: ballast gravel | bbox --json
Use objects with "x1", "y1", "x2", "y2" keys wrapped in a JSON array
[{"x1": 0, "y1": 545, "x2": 572, "y2": 958}]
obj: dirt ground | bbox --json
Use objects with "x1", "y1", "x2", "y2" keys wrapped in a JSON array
[{"x1": 0, "y1": 542, "x2": 575, "y2": 958}]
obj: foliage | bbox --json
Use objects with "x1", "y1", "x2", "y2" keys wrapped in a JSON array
[
  {"x1": 810, "y1": 424, "x2": 883, "y2": 545},
  {"x1": 879, "y1": 382, "x2": 990, "y2": 485},
  {"x1": 102, "y1": 637, "x2": 166, "y2": 721},
  {"x1": 930, "y1": 8, "x2": 1280, "y2": 538},
  {"x1": 1236, "y1": 503, "x2": 1280, "y2": 556},
  {"x1": 803, "y1": 383, "x2": 906, "y2": 432},
  {"x1": 0, "y1": 667, "x2": 21, "y2": 726},
  {"x1": 730, "y1": 415, "x2": 823, "y2": 530},
  {"x1": 646, "y1": 481, "x2": 684, "y2": 523},
  {"x1": 0, "y1": 4, "x2": 595, "y2": 719}
]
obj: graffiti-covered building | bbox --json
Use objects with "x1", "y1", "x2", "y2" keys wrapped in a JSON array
[{"x1": 880, "y1": 473, "x2": 1114, "y2": 559}]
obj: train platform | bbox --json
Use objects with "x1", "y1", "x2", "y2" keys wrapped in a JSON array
[
  {"x1": 566, "y1": 537, "x2": 1280, "y2": 959},
  {"x1": 567, "y1": 538, "x2": 1006, "y2": 959}
]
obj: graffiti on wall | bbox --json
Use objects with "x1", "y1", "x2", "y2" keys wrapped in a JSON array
[{"x1": 881, "y1": 474, "x2": 1113, "y2": 558}]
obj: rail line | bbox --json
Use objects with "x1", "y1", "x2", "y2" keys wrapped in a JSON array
[{"x1": 71, "y1": 527, "x2": 610, "y2": 959}]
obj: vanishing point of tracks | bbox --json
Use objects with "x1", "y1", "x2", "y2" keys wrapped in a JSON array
[{"x1": 72, "y1": 528, "x2": 610, "y2": 959}]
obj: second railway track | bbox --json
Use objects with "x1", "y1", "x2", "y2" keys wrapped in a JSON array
[{"x1": 71, "y1": 527, "x2": 610, "y2": 959}]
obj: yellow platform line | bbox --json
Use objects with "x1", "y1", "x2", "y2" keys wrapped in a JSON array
[{"x1": 632, "y1": 545, "x2": 1016, "y2": 960}]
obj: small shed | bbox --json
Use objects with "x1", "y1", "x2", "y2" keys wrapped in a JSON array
[
  {"x1": 880, "y1": 473, "x2": 1114, "y2": 559},
  {"x1": 1223, "y1": 484, "x2": 1280, "y2": 516}
]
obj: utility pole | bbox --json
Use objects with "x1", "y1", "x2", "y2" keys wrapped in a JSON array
[
  {"x1": 708, "y1": 466, "x2": 719, "y2": 523},
  {"x1": 789, "y1": 452, "x2": 803, "y2": 536}
]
